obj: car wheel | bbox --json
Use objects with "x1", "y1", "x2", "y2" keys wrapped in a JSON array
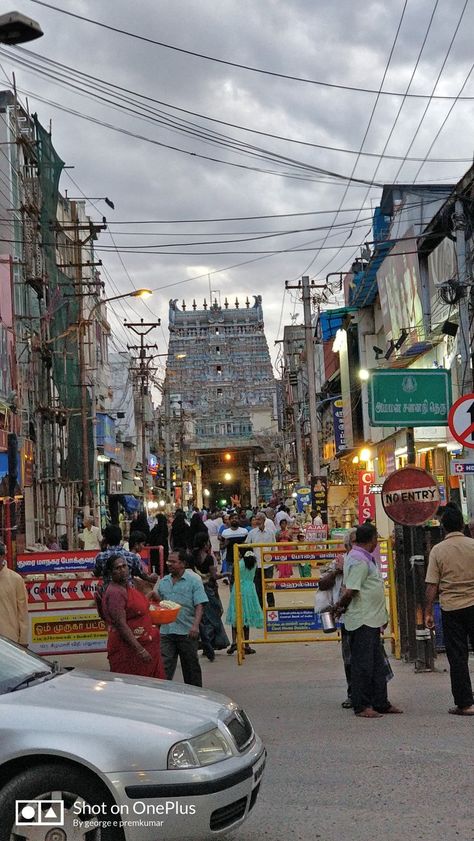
[{"x1": 0, "y1": 762, "x2": 124, "y2": 841}]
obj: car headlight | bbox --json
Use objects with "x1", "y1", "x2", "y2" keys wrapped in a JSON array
[{"x1": 168, "y1": 728, "x2": 233, "y2": 769}]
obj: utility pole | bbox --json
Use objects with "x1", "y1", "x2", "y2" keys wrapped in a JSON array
[
  {"x1": 454, "y1": 199, "x2": 474, "y2": 519},
  {"x1": 70, "y1": 201, "x2": 106, "y2": 516},
  {"x1": 285, "y1": 276, "x2": 321, "y2": 476},
  {"x1": 125, "y1": 319, "x2": 160, "y2": 507}
]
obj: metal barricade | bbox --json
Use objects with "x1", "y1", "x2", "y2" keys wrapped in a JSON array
[{"x1": 232, "y1": 540, "x2": 400, "y2": 665}]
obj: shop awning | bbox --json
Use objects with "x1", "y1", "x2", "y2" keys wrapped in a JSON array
[{"x1": 318, "y1": 307, "x2": 358, "y2": 341}]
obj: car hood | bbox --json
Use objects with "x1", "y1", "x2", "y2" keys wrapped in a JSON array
[{"x1": 5, "y1": 668, "x2": 234, "y2": 734}]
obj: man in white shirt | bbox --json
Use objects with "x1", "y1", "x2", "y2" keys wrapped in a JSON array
[
  {"x1": 275, "y1": 505, "x2": 294, "y2": 528},
  {"x1": 245, "y1": 512, "x2": 277, "y2": 607},
  {"x1": 78, "y1": 517, "x2": 101, "y2": 550},
  {"x1": 220, "y1": 511, "x2": 248, "y2": 574},
  {"x1": 205, "y1": 511, "x2": 223, "y2": 557}
]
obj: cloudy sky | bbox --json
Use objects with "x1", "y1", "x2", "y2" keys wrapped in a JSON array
[{"x1": 2, "y1": 0, "x2": 474, "y2": 377}]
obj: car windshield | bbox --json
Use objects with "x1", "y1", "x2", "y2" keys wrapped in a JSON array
[{"x1": 0, "y1": 636, "x2": 56, "y2": 694}]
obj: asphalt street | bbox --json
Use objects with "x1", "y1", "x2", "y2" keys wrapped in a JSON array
[{"x1": 60, "y1": 638, "x2": 474, "y2": 841}]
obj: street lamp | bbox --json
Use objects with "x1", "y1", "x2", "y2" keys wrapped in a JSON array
[
  {"x1": 89, "y1": 288, "x2": 152, "y2": 318},
  {"x1": 0, "y1": 11, "x2": 43, "y2": 43}
]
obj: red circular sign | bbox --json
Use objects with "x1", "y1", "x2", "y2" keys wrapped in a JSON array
[
  {"x1": 448, "y1": 392, "x2": 474, "y2": 449},
  {"x1": 381, "y1": 467, "x2": 440, "y2": 526}
]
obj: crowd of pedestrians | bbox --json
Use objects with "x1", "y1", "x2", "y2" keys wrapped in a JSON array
[{"x1": 3, "y1": 498, "x2": 472, "y2": 719}]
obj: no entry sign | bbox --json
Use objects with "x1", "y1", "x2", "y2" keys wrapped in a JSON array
[
  {"x1": 448, "y1": 393, "x2": 474, "y2": 449},
  {"x1": 381, "y1": 466, "x2": 440, "y2": 526}
]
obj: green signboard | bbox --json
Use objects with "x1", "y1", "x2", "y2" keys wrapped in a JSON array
[{"x1": 368, "y1": 369, "x2": 452, "y2": 427}]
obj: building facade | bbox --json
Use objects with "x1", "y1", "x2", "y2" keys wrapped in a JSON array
[{"x1": 161, "y1": 296, "x2": 278, "y2": 508}]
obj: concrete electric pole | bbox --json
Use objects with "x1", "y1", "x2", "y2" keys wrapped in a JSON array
[{"x1": 285, "y1": 276, "x2": 321, "y2": 476}]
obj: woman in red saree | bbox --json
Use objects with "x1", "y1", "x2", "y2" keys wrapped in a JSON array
[
  {"x1": 101, "y1": 554, "x2": 165, "y2": 678},
  {"x1": 276, "y1": 519, "x2": 294, "y2": 578}
]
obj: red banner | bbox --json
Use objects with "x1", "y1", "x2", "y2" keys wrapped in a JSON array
[{"x1": 358, "y1": 470, "x2": 376, "y2": 523}]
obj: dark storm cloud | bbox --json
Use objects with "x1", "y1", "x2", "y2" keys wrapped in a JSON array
[{"x1": 5, "y1": 0, "x2": 474, "y2": 360}]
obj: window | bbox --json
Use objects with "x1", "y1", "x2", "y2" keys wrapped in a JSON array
[
  {"x1": 216, "y1": 365, "x2": 222, "y2": 376},
  {"x1": 217, "y1": 388, "x2": 223, "y2": 398},
  {"x1": 215, "y1": 346, "x2": 220, "y2": 355}
]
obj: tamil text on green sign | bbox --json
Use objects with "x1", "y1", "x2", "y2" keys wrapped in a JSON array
[{"x1": 368, "y1": 369, "x2": 451, "y2": 427}]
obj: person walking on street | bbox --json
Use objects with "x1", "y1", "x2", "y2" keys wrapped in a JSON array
[
  {"x1": 189, "y1": 533, "x2": 229, "y2": 660},
  {"x1": 101, "y1": 554, "x2": 165, "y2": 679},
  {"x1": 245, "y1": 511, "x2": 276, "y2": 608},
  {"x1": 425, "y1": 504, "x2": 474, "y2": 716},
  {"x1": 333, "y1": 523, "x2": 402, "y2": 719},
  {"x1": 221, "y1": 511, "x2": 248, "y2": 576},
  {"x1": 157, "y1": 552, "x2": 208, "y2": 686},
  {"x1": 0, "y1": 542, "x2": 28, "y2": 646},
  {"x1": 170, "y1": 509, "x2": 190, "y2": 552}
]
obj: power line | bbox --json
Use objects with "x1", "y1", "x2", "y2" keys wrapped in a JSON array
[
  {"x1": 26, "y1": 0, "x2": 474, "y2": 101},
  {"x1": 7, "y1": 45, "x2": 473, "y2": 165},
  {"x1": 293, "y1": 0, "x2": 409, "y2": 282},
  {"x1": 9, "y1": 82, "x2": 386, "y2": 187},
  {"x1": 305, "y1": 0, "x2": 470, "y2": 283},
  {"x1": 391, "y1": 0, "x2": 471, "y2": 183}
]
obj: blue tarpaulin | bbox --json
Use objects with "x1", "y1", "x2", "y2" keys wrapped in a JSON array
[
  {"x1": 120, "y1": 494, "x2": 140, "y2": 513},
  {"x1": 319, "y1": 307, "x2": 358, "y2": 341}
]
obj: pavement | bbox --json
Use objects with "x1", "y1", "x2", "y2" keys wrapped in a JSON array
[{"x1": 57, "y1": 637, "x2": 474, "y2": 841}]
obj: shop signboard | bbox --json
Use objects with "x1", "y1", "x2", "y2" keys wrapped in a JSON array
[
  {"x1": 332, "y1": 398, "x2": 347, "y2": 453},
  {"x1": 29, "y1": 609, "x2": 107, "y2": 655},
  {"x1": 451, "y1": 461, "x2": 474, "y2": 474},
  {"x1": 368, "y1": 369, "x2": 451, "y2": 427},
  {"x1": 377, "y1": 439, "x2": 396, "y2": 478},
  {"x1": 381, "y1": 466, "x2": 440, "y2": 526},
  {"x1": 17, "y1": 550, "x2": 98, "y2": 574},
  {"x1": 359, "y1": 470, "x2": 375, "y2": 523},
  {"x1": 17, "y1": 549, "x2": 150, "y2": 575}
]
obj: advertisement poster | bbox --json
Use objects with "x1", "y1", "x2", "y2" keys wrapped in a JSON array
[
  {"x1": 311, "y1": 476, "x2": 328, "y2": 523},
  {"x1": 29, "y1": 610, "x2": 107, "y2": 655},
  {"x1": 266, "y1": 608, "x2": 330, "y2": 633},
  {"x1": 295, "y1": 485, "x2": 311, "y2": 512},
  {"x1": 26, "y1": 578, "x2": 99, "y2": 604}
]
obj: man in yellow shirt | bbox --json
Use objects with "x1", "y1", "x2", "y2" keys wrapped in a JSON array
[
  {"x1": 425, "y1": 504, "x2": 474, "y2": 716},
  {"x1": 0, "y1": 542, "x2": 28, "y2": 645}
]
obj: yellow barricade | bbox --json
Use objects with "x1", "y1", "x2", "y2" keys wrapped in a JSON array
[{"x1": 232, "y1": 540, "x2": 400, "y2": 665}]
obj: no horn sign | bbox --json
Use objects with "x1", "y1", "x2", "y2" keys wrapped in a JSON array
[{"x1": 381, "y1": 466, "x2": 440, "y2": 526}]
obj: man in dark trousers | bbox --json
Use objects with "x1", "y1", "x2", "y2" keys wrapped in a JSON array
[
  {"x1": 157, "y1": 552, "x2": 208, "y2": 687},
  {"x1": 333, "y1": 523, "x2": 402, "y2": 718},
  {"x1": 425, "y1": 504, "x2": 474, "y2": 716}
]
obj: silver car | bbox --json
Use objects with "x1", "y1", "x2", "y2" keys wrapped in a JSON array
[{"x1": 0, "y1": 636, "x2": 265, "y2": 841}]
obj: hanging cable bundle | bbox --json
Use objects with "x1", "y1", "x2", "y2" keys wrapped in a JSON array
[{"x1": 439, "y1": 279, "x2": 466, "y2": 306}]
